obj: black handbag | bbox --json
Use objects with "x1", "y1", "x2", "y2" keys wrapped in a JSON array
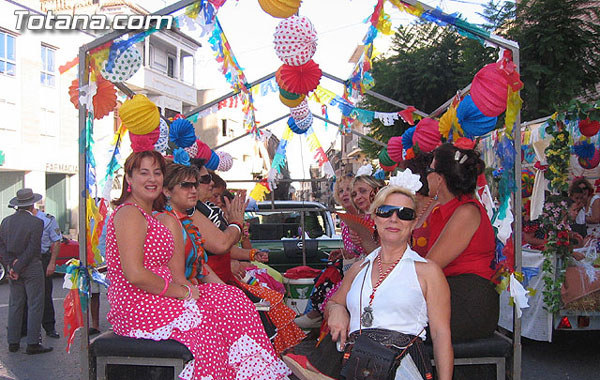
[{"x1": 340, "y1": 260, "x2": 425, "y2": 380}]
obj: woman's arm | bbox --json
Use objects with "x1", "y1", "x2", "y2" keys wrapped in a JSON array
[
  {"x1": 191, "y1": 211, "x2": 241, "y2": 254},
  {"x1": 586, "y1": 197, "x2": 600, "y2": 224},
  {"x1": 427, "y1": 203, "x2": 481, "y2": 269},
  {"x1": 326, "y1": 259, "x2": 365, "y2": 346},
  {"x1": 230, "y1": 246, "x2": 268, "y2": 262},
  {"x1": 156, "y1": 213, "x2": 192, "y2": 286},
  {"x1": 114, "y1": 206, "x2": 197, "y2": 299},
  {"x1": 199, "y1": 264, "x2": 225, "y2": 284},
  {"x1": 417, "y1": 261, "x2": 453, "y2": 380}
]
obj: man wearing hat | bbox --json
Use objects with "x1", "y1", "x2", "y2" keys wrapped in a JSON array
[{"x1": 0, "y1": 188, "x2": 53, "y2": 354}]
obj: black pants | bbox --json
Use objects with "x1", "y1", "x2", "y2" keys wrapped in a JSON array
[
  {"x1": 22, "y1": 254, "x2": 56, "y2": 335},
  {"x1": 447, "y1": 273, "x2": 499, "y2": 342}
]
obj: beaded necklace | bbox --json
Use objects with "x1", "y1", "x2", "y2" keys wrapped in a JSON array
[{"x1": 360, "y1": 252, "x2": 403, "y2": 327}]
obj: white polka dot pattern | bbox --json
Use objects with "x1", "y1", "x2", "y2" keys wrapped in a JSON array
[{"x1": 273, "y1": 16, "x2": 318, "y2": 67}]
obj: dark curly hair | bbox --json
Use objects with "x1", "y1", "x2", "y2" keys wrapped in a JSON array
[
  {"x1": 403, "y1": 151, "x2": 433, "y2": 196},
  {"x1": 432, "y1": 142, "x2": 485, "y2": 198}
]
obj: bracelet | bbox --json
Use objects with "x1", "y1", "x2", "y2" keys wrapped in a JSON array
[
  {"x1": 178, "y1": 284, "x2": 191, "y2": 301},
  {"x1": 158, "y1": 278, "x2": 169, "y2": 297},
  {"x1": 228, "y1": 222, "x2": 242, "y2": 235},
  {"x1": 249, "y1": 248, "x2": 258, "y2": 261}
]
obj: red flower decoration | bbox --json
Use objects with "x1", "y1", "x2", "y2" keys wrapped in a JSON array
[
  {"x1": 68, "y1": 77, "x2": 117, "y2": 120},
  {"x1": 276, "y1": 60, "x2": 322, "y2": 95},
  {"x1": 453, "y1": 137, "x2": 476, "y2": 150}
]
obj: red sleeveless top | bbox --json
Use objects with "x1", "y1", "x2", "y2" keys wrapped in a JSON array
[{"x1": 427, "y1": 195, "x2": 495, "y2": 280}]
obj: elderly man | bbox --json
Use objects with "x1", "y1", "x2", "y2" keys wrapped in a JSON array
[{"x1": 0, "y1": 189, "x2": 53, "y2": 354}]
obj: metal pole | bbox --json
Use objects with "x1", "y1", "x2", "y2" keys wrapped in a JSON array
[
  {"x1": 428, "y1": 84, "x2": 471, "y2": 118},
  {"x1": 77, "y1": 46, "x2": 90, "y2": 380},
  {"x1": 300, "y1": 210, "x2": 306, "y2": 266},
  {"x1": 213, "y1": 114, "x2": 289, "y2": 150},
  {"x1": 511, "y1": 45, "x2": 523, "y2": 380},
  {"x1": 311, "y1": 114, "x2": 387, "y2": 147}
]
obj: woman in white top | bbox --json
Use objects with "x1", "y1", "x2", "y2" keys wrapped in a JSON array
[{"x1": 326, "y1": 184, "x2": 453, "y2": 380}]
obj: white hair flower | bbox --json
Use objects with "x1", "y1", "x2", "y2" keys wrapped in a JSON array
[
  {"x1": 355, "y1": 164, "x2": 374, "y2": 177},
  {"x1": 388, "y1": 168, "x2": 422, "y2": 194}
]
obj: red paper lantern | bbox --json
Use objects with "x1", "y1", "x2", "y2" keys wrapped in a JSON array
[
  {"x1": 470, "y1": 63, "x2": 510, "y2": 117},
  {"x1": 276, "y1": 60, "x2": 322, "y2": 95},
  {"x1": 579, "y1": 118, "x2": 600, "y2": 137},
  {"x1": 412, "y1": 118, "x2": 441, "y2": 153},
  {"x1": 130, "y1": 126, "x2": 160, "y2": 153},
  {"x1": 387, "y1": 136, "x2": 404, "y2": 162},
  {"x1": 196, "y1": 139, "x2": 212, "y2": 160}
]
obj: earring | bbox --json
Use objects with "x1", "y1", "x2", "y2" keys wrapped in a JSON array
[{"x1": 127, "y1": 184, "x2": 131, "y2": 192}]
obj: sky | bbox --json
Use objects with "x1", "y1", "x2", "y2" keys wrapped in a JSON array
[{"x1": 142, "y1": 0, "x2": 494, "y2": 179}]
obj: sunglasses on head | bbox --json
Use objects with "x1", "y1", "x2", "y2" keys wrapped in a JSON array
[
  {"x1": 179, "y1": 181, "x2": 199, "y2": 189},
  {"x1": 375, "y1": 205, "x2": 416, "y2": 220},
  {"x1": 199, "y1": 173, "x2": 212, "y2": 184},
  {"x1": 425, "y1": 167, "x2": 437, "y2": 175}
]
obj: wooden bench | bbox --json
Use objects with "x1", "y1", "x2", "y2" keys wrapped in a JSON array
[
  {"x1": 89, "y1": 331, "x2": 193, "y2": 380},
  {"x1": 427, "y1": 332, "x2": 512, "y2": 380}
]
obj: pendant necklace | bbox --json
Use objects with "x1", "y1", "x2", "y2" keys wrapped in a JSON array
[{"x1": 360, "y1": 252, "x2": 403, "y2": 327}]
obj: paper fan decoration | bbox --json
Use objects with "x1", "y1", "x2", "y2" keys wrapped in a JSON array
[
  {"x1": 169, "y1": 119, "x2": 196, "y2": 148},
  {"x1": 216, "y1": 151, "x2": 233, "y2": 171},
  {"x1": 68, "y1": 77, "x2": 117, "y2": 120},
  {"x1": 130, "y1": 126, "x2": 160, "y2": 153},
  {"x1": 196, "y1": 139, "x2": 212, "y2": 161},
  {"x1": 100, "y1": 46, "x2": 142, "y2": 83},
  {"x1": 378, "y1": 148, "x2": 396, "y2": 167},
  {"x1": 119, "y1": 94, "x2": 160, "y2": 135},
  {"x1": 579, "y1": 149, "x2": 600, "y2": 169},
  {"x1": 154, "y1": 118, "x2": 169, "y2": 153},
  {"x1": 456, "y1": 95, "x2": 498, "y2": 139},
  {"x1": 521, "y1": 168, "x2": 535, "y2": 198},
  {"x1": 258, "y1": 0, "x2": 301, "y2": 19},
  {"x1": 276, "y1": 60, "x2": 322, "y2": 95},
  {"x1": 290, "y1": 98, "x2": 310, "y2": 120},
  {"x1": 183, "y1": 140, "x2": 199, "y2": 158},
  {"x1": 273, "y1": 16, "x2": 318, "y2": 67},
  {"x1": 579, "y1": 118, "x2": 600, "y2": 137},
  {"x1": 574, "y1": 140, "x2": 595, "y2": 160},
  {"x1": 205, "y1": 150, "x2": 220, "y2": 170},
  {"x1": 387, "y1": 136, "x2": 404, "y2": 162},
  {"x1": 402, "y1": 127, "x2": 415, "y2": 150},
  {"x1": 337, "y1": 212, "x2": 375, "y2": 235},
  {"x1": 412, "y1": 118, "x2": 441, "y2": 153}
]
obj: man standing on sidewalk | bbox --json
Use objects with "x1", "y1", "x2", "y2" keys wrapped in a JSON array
[{"x1": 0, "y1": 189, "x2": 53, "y2": 355}]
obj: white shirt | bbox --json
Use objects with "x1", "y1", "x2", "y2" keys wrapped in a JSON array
[{"x1": 346, "y1": 246, "x2": 428, "y2": 339}]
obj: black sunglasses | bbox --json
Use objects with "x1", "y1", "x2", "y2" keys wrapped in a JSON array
[
  {"x1": 375, "y1": 205, "x2": 416, "y2": 221},
  {"x1": 199, "y1": 173, "x2": 212, "y2": 185},
  {"x1": 425, "y1": 167, "x2": 437, "y2": 175},
  {"x1": 179, "y1": 181, "x2": 199, "y2": 189}
]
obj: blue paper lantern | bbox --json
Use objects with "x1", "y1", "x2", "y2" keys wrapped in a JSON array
[
  {"x1": 456, "y1": 95, "x2": 498, "y2": 139},
  {"x1": 205, "y1": 150, "x2": 220, "y2": 170},
  {"x1": 288, "y1": 117, "x2": 309, "y2": 135},
  {"x1": 402, "y1": 126, "x2": 415, "y2": 150},
  {"x1": 169, "y1": 119, "x2": 196, "y2": 148}
]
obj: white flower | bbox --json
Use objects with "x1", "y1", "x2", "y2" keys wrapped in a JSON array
[
  {"x1": 388, "y1": 168, "x2": 422, "y2": 194},
  {"x1": 356, "y1": 164, "x2": 374, "y2": 177}
]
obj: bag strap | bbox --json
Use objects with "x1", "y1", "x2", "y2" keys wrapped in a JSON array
[
  {"x1": 394, "y1": 327, "x2": 425, "y2": 361},
  {"x1": 358, "y1": 260, "x2": 371, "y2": 335}
]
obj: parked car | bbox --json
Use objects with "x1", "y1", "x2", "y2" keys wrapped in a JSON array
[{"x1": 246, "y1": 201, "x2": 342, "y2": 273}]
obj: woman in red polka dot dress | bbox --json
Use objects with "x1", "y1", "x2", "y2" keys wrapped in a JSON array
[{"x1": 106, "y1": 151, "x2": 291, "y2": 380}]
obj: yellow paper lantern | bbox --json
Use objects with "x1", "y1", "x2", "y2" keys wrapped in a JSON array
[
  {"x1": 119, "y1": 94, "x2": 160, "y2": 135},
  {"x1": 258, "y1": 0, "x2": 301, "y2": 19}
]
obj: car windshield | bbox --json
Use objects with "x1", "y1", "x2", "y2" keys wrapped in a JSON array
[{"x1": 245, "y1": 210, "x2": 328, "y2": 240}]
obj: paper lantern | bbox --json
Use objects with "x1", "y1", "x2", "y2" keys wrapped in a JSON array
[
  {"x1": 276, "y1": 60, "x2": 322, "y2": 95},
  {"x1": 579, "y1": 118, "x2": 600, "y2": 137},
  {"x1": 130, "y1": 126, "x2": 159, "y2": 153},
  {"x1": 521, "y1": 168, "x2": 535, "y2": 198},
  {"x1": 154, "y1": 118, "x2": 169, "y2": 154},
  {"x1": 119, "y1": 94, "x2": 159, "y2": 135},
  {"x1": 216, "y1": 151, "x2": 233, "y2": 171},
  {"x1": 273, "y1": 16, "x2": 318, "y2": 66},
  {"x1": 456, "y1": 95, "x2": 498, "y2": 139},
  {"x1": 380, "y1": 163, "x2": 397, "y2": 172},
  {"x1": 100, "y1": 46, "x2": 142, "y2": 83},
  {"x1": 290, "y1": 99, "x2": 310, "y2": 120},
  {"x1": 579, "y1": 149, "x2": 600, "y2": 169},
  {"x1": 279, "y1": 93, "x2": 305, "y2": 108},
  {"x1": 412, "y1": 118, "x2": 441, "y2": 153},
  {"x1": 387, "y1": 136, "x2": 404, "y2": 162},
  {"x1": 183, "y1": 140, "x2": 199, "y2": 158},
  {"x1": 258, "y1": 0, "x2": 301, "y2": 19},
  {"x1": 402, "y1": 127, "x2": 415, "y2": 150},
  {"x1": 169, "y1": 119, "x2": 196, "y2": 148},
  {"x1": 205, "y1": 150, "x2": 220, "y2": 171},
  {"x1": 288, "y1": 117, "x2": 309, "y2": 135},
  {"x1": 68, "y1": 77, "x2": 117, "y2": 120},
  {"x1": 196, "y1": 139, "x2": 212, "y2": 161},
  {"x1": 470, "y1": 63, "x2": 510, "y2": 117},
  {"x1": 295, "y1": 112, "x2": 313, "y2": 130},
  {"x1": 378, "y1": 148, "x2": 396, "y2": 167},
  {"x1": 439, "y1": 105, "x2": 459, "y2": 139}
]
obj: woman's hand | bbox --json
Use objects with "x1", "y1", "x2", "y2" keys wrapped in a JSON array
[
  {"x1": 327, "y1": 303, "x2": 350, "y2": 346},
  {"x1": 189, "y1": 285, "x2": 200, "y2": 300},
  {"x1": 328, "y1": 249, "x2": 343, "y2": 261},
  {"x1": 224, "y1": 192, "x2": 248, "y2": 225},
  {"x1": 254, "y1": 250, "x2": 269, "y2": 263},
  {"x1": 231, "y1": 260, "x2": 251, "y2": 280}
]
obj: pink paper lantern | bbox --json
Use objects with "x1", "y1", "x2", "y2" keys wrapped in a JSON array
[
  {"x1": 412, "y1": 118, "x2": 441, "y2": 153},
  {"x1": 273, "y1": 16, "x2": 318, "y2": 67},
  {"x1": 470, "y1": 63, "x2": 509, "y2": 117},
  {"x1": 387, "y1": 136, "x2": 404, "y2": 162},
  {"x1": 196, "y1": 139, "x2": 212, "y2": 160}
]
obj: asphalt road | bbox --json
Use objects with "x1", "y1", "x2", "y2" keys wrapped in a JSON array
[{"x1": 0, "y1": 277, "x2": 597, "y2": 379}]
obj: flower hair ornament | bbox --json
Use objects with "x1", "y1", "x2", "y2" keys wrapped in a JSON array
[
  {"x1": 355, "y1": 164, "x2": 374, "y2": 177},
  {"x1": 388, "y1": 168, "x2": 423, "y2": 195}
]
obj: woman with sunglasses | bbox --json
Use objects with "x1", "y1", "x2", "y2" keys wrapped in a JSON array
[
  {"x1": 190, "y1": 161, "x2": 306, "y2": 354},
  {"x1": 326, "y1": 180, "x2": 453, "y2": 380},
  {"x1": 106, "y1": 151, "x2": 290, "y2": 379},
  {"x1": 425, "y1": 142, "x2": 498, "y2": 341}
]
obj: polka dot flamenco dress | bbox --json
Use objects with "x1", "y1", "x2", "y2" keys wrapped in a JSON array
[{"x1": 106, "y1": 204, "x2": 291, "y2": 379}]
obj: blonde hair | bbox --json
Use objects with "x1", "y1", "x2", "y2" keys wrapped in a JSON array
[
  {"x1": 369, "y1": 185, "x2": 417, "y2": 218},
  {"x1": 351, "y1": 175, "x2": 386, "y2": 211},
  {"x1": 333, "y1": 176, "x2": 353, "y2": 206}
]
